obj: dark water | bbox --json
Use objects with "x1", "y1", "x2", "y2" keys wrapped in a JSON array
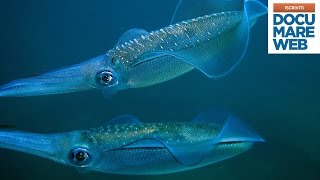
[{"x1": 0, "y1": 0, "x2": 319, "y2": 179}]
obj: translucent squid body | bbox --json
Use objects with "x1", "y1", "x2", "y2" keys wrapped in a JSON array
[
  {"x1": 0, "y1": 0, "x2": 267, "y2": 97},
  {"x1": 0, "y1": 111, "x2": 264, "y2": 175}
]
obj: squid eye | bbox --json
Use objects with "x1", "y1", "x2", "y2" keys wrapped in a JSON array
[
  {"x1": 97, "y1": 71, "x2": 114, "y2": 86},
  {"x1": 69, "y1": 148, "x2": 91, "y2": 166}
]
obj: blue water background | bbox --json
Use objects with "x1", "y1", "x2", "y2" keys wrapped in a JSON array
[{"x1": 0, "y1": 0, "x2": 319, "y2": 179}]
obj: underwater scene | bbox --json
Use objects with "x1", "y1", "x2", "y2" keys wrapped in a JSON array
[{"x1": 0, "y1": 0, "x2": 319, "y2": 179}]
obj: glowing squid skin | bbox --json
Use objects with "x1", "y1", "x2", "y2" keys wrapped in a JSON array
[
  {"x1": 0, "y1": 112, "x2": 263, "y2": 175},
  {"x1": 0, "y1": 0, "x2": 268, "y2": 97}
]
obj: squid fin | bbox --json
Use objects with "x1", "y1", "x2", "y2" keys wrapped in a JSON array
[
  {"x1": 163, "y1": 139, "x2": 215, "y2": 166},
  {"x1": 246, "y1": 0, "x2": 268, "y2": 20},
  {"x1": 193, "y1": 110, "x2": 265, "y2": 143},
  {"x1": 171, "y1": 0, "x2": 244, "y2": 24},
  {"x1": 246, "y1": 0, "x2": 268, "y2": 26},
  {"x1": 138, "y1": 0, "x2": 267, "y2": 78},
  {"x1": 137, "y1": 0, "x2": 252, "y2": 78},
  {"x1": 170, "y1": 2, "x2": 250, "y2": 78},
  {"x1": 214, "y1": 115, "x2": 265, "y2": 143},
  {"x1": 137, "y1": 14, "x2": 249, "y2": 78},
  {"x1": 116, "y1": 28, "x2": 149, "y2": 46}
]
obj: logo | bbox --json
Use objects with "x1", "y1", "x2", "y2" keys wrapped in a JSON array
[{"x1": 268, "y1": 0, "x2": 320, "y2": 54}]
